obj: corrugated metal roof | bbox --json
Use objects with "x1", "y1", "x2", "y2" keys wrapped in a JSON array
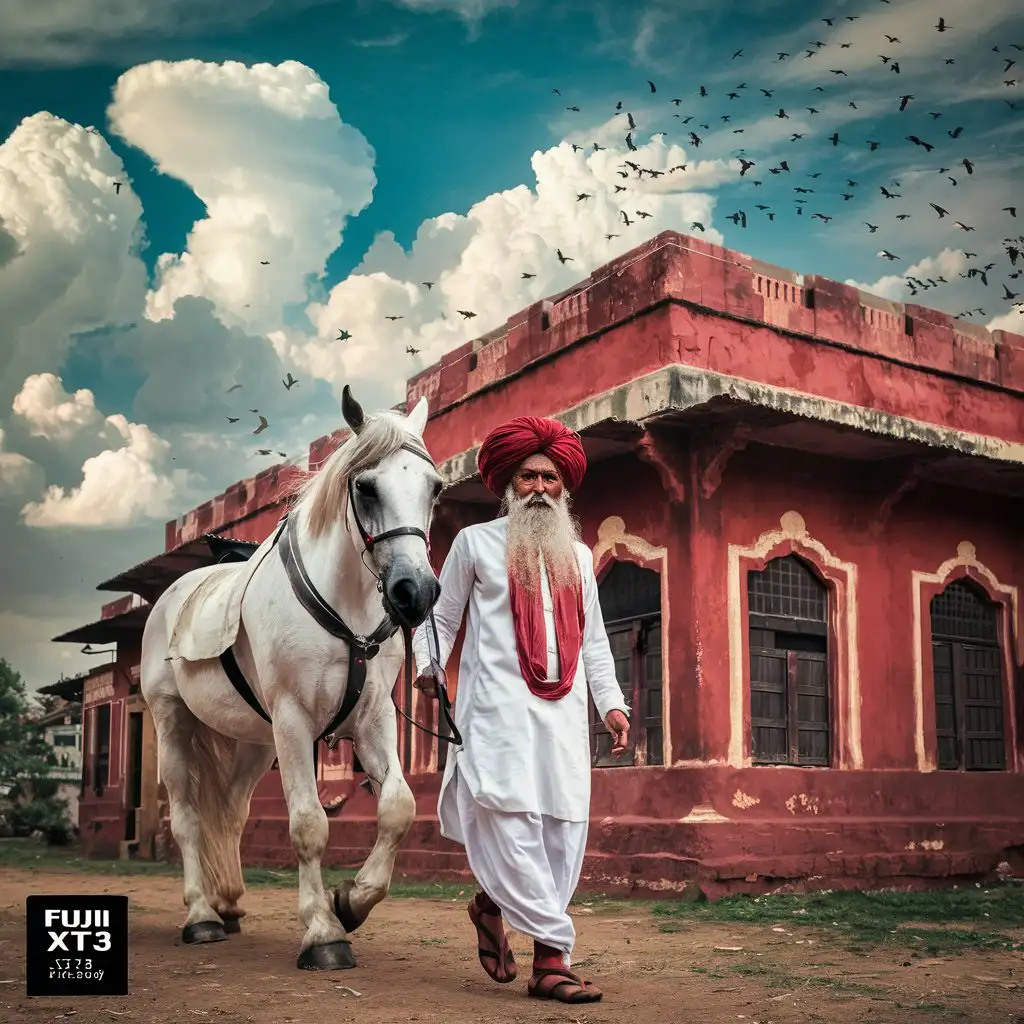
[
  {"x1": 51, "y1": 603, "x2": 152, "y2": 645},
  {"x1": 94, "y1": 537, "x2": 214, "y2": 603}
]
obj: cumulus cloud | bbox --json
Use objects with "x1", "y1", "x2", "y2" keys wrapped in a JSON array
[
  {"x1": 846, "y1": 248, "x2": 969, "y2": 301},
  {"x1": 8, "y1": 374, "x2": 188, "y2": 528},
  {"x1": 0, "y1": 113, "x2": 148, "y2": 409},
  {"x1": 987, "y1": 307, "x2": 1024, "y2": 333},
  {"x1": 12, "y1": 373, "x2": 106, "y2": 443},
  {"x1": 20, "y1": 419, "x2": 186, "y2": 530},
  {"x1": 0, "y1": 428, "x2": 43, "y2": 503},
  {"x1": 108, "y1": 60, "x2": 377, "y2": 333},
  {"x1": 288, "y1": 134, "x2": 728, "y2": 408}
]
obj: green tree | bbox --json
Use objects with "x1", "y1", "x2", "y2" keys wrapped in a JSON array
[{"x1": 0, "y1": 657, "x2": 70, "y2": 843}]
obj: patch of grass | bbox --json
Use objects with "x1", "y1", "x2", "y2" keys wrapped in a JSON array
[
  {"x1": 649, "y1": 884, "x2": 1024, "y2": 955},
  {"x1": 704, "y1": 958, "x2": 880, "y2": 999},
  {"x1": 0, "y1": 839, "x2": 628, "y2": 908}
]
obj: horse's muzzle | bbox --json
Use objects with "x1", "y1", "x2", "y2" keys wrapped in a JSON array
[{"x1": 384, "y1": 573, "x2": 441, "y2": 629}]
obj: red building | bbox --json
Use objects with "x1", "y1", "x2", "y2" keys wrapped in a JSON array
[{"x1": 55, "y1": 230, "x2": 1024, "y2": 896}]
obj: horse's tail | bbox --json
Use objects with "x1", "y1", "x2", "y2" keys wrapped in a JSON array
[{"x1": 189, "y1": 725, "x2": 247, "y2": 912}]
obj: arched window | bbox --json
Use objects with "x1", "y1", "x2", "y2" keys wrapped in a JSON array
[
  {"x1": 930, "y1": 579, "x2": 1006, "y2": 771},
  {"x1": 591, "y1": 562, "x2": 663, "y2": 767},
  {"x1": 747, "y1": 555, "x2": 831, "y2": 766}
]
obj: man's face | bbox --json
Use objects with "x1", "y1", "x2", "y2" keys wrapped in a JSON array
[{"x1": 511, "y1": 453, "x2": 564, "y2": 504}]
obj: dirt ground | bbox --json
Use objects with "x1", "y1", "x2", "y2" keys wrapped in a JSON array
[{"x1": 1, "y1": 868, "x2": 1022, "y2": 1024}]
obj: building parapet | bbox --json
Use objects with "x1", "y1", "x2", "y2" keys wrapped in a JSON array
[{"x1": 405, "y1": 230, "x2": 1024, "y2": 419}]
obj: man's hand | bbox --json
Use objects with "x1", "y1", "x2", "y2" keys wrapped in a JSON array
[
  {"x1": 413, "y1": 668, "x2": 441, "y2": 698},
  {"x1": 604, "y1": 709, "x2": 630, "y2": 755}
]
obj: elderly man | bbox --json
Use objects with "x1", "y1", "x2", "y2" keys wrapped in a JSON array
[{"x1": 411, "y1": 415, "x2": 630, "y2": 1005}]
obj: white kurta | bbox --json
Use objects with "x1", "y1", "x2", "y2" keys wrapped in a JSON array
[{"x1": 411, "y1": 516, "x2": 629, "y2": 835}]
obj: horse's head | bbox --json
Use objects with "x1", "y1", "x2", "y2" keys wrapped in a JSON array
[{"x1": 341, "y1": 385, "x2": 442, "y2": 629}]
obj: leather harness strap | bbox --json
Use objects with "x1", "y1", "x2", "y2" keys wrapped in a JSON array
[{"x1": 215, "y1": 438, "x2": 460, "y2": 760}]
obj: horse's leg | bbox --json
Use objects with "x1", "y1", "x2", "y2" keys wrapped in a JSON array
[
  {"x1": 332, "y1": 698, "x2": 415, "y2": 932},
  {"x1": 150, "y1": 697, "x2": 226, "y2": 944},
  {"x1": 273, "y1": 701, "x2": 354, "y2": 970},
  {"x1": 208, "y1": 741, "x2": 278, "y2": 933}
]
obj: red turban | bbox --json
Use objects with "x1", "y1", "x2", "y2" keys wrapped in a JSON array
[{"x1": 477, "y1": 416, "x2": 587, "y2": 495}]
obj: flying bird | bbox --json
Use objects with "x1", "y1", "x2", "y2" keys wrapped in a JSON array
[
  {"x1": 253, "y1": 415, "x2": 269, "y2": 436},
  {"x1": 930, "y1": 203, "x2": 949, "y2": 218},
  {"x1": 113, "y1": 182, "x2": 123, "y2": 194},
  {"x1": 457, "y1": 309, "x2": 477, "y2": 319},
  {"x1": 899, "y1": 95, "x2": 914, "y2": 111},
  {"x1": 226, "y1": 416, "x2": 239, "y2": 423},
  {"x1": 879, "y1": 251, "x2": 901, "y2": 261},
  {"x1": 556, "y1": 249, "x2": 573, "y2": 263},
  {"x1": 336, "y1": 329, "x2": 352, "y2": 341},
  {"x1": 936, "y1": 18, "x2": 948, "y2": 31},
  {"x1": 225, "y1": 383, "x2": 242, "y2": 393},
  {"x1": 406, "y1": 345, "x2": 420, "y2": 355},
  {"x1": 283, "y1": 373, "x2": 299, "y2": 390}
]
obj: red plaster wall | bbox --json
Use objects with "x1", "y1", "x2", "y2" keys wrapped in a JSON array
[
  {"x1": 78, "y1": 655, "x2": 135, "y2": 858},
  {"x1": 696, "y1": 442, "x2": 1024, "y2": 771}
]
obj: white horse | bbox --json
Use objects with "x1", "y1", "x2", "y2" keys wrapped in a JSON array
[{"x1": 140, "y1": 386, "x2": 443, "y2": 970}]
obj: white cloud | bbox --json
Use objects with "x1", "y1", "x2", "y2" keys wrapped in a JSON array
[
  {"x1": 21, "y1": 415, "x2": 187, "y2": 529},
  {"x1": 0, "y1": 428, "x2": 43, "y2": 502},
  {"x1": 12, "y1": 373, "x2": 104, "y2": 443},
  {"x1": 0, "y1": 112, "x2": 148, "y2": 410},
  {"x1": 987, "y1": 307, "x2": 1024, "y2": 333},
  {"x1": 847, "y1": 247, "x2": 968, "y2": 301},
  {"x1": 107, "y1": 59, "x2": 377, "y2": 333},
  {"x1": 7, "y1": 373, "x2": 188, "y2": 528},
  {"x1": 290, "y1": 134, "x2": 727, "y2": 408}
]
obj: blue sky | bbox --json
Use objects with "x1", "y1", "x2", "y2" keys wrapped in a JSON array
[{"x1": 0, "y1": 0, "x2": 1022, "y2": 687}]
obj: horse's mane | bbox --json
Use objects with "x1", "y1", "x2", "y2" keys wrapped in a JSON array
[{"x1": 291, "y1": 412, "x2": 412, "y2": 540}]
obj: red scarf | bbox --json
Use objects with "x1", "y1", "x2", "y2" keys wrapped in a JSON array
[{"x1": 507, "y1": 566, "x2": 585, "y2": 701}]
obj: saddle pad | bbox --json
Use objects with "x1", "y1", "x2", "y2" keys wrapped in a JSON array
[{"x1": 167, "y1": 562, "x2": 251, "y2": 662}]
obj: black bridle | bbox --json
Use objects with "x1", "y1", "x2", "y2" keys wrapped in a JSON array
[{"x1": 216, "y1": 438, "x2": 461, "y2": 773}]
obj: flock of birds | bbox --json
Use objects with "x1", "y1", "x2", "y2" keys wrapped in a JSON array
[
  {"x1": 98, "y1": 5, "x2": 1021, "y2": 460},
  {"x1": 548, "y1": 16, "x2": 1022, "y2": 327}
]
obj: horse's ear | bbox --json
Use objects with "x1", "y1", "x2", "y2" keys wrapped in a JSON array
[
  {"x1": 341, "y1": 385, "x2": 365, "y2": 435},
  {"x1": 406, "y1": 395, "x2": 429, "y2": 436}
]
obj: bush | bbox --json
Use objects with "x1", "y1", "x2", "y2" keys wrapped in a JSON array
[{"x1": 9, "y1": 795, "x2": 73, "y2": 846}]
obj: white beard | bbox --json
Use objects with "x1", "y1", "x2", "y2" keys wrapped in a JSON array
[{"x1": 501, "y1": 485, "x2": 582, "y2": 596}]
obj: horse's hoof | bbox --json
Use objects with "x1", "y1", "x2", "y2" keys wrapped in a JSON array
[
  {"x1": 296, "y1": 940, "x2": 356, "y2": 971},
  {"x1": 333, "y1": 881, "x2": 367, "y2": 933},
  {"x1": 223, "y1": 917, "x2": 242, "y2": 935},
  {"x1": 182, "y1": 921, "x2": 228, "y2": 944}
]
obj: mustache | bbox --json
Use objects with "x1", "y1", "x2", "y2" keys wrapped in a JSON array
[{"x1": 523, "y1": 494, "x2": 555, "y2": 508}]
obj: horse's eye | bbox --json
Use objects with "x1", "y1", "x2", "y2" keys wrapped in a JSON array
[{"x1": 355, "y1": 478, "x2": 376, "y2": 499}]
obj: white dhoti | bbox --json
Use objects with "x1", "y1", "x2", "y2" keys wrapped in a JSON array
[{"x1": 453, "y1": 766, "x2": 587, "y2": 961}]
